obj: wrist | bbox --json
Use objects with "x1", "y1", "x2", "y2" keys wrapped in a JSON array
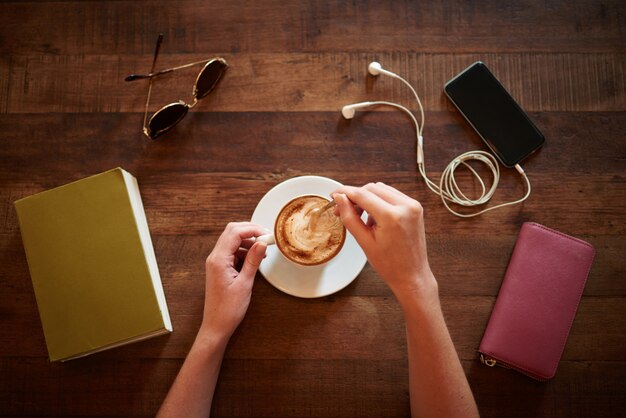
[
  {"x1": 393, "y1": 272, "x2": 441, "y2": 316},
  {"x1": 195, "y1": 324, "x2": 231, "y2": 352},
  {"x1": 199, "y1": 311, "x2": 239, "y2": 342}
]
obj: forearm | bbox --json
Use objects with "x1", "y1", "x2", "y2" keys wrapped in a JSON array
[
  {"x1": 157, "y1": 331, "x2": 229, "y2": 418},
  {"x1": 398, "y1": 279, "x2": 479, "y2": 418}
]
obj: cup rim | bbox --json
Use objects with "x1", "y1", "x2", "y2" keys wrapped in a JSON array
[{"x1": 273, "y1": 194, "x2": 346, "y2": 266}]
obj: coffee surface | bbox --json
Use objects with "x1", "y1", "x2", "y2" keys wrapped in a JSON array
[{"x1": 275, "y1": 195, "x2": 345, "y2": 265}]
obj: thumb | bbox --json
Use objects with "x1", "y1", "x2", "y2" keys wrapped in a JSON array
[{"x1": 239, "y1": 241, "x2": 267, "y2": 281}]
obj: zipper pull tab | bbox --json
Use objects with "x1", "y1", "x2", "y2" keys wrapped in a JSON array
[{"x1": 480, "y1": 354, "x2": 497, "y2": 367}]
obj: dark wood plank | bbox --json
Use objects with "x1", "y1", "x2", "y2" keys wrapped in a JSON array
[
  {"x1": 1, "y1": 1, "x2": 624, "y2": 55},
  {"x1": 1, "y1": 53, "x2": 623, "y2": 113},
  {"x1": 467, "y1": 360, "x2": 626, "y2": 418},
  {"x1": 0, "y1": 357, "x2": 177, "y2": 417},
  {"x1": 0, "y1": 111, "x2": 624, "y2": 182},
  {"x1": 1, "y1": 357, "x2": 624, "y2": 417}
]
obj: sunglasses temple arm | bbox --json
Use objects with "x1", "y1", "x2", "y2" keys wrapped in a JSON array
[
  {"x1": 125, "y1": 58, "x2": 214, "y2": 82},
  {"x1": 142, "y1": 34, "x2": 164, "y2": 137},
  {"x1": 126, "y1": 68, "x2": 173, "y2": 81}
]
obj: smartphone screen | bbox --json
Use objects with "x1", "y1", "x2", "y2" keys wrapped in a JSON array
[{"x1": 444, "y1": 62, "x2": 545, "y2": 167}]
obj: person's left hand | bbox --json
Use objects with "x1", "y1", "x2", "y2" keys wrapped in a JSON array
[{"x1": 199, "y1": 222, "x2": 268, "y2": 341}]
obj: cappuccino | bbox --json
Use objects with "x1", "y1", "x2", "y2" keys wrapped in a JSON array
[{"x1": 275, "y1": 195, "x2": 345, "y2": 265}]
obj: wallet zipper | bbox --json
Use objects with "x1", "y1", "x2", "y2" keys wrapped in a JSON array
[
  {"x1": 479, "y1": 354, "x2": 511, "y2": 369},
  {"x1": 479, "y1": 353, "x2": 550, "y2": 381}
]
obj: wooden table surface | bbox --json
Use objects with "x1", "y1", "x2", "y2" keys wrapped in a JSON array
[{"x1": 1, "y1": 1, "x2": 625, "y2": 417}]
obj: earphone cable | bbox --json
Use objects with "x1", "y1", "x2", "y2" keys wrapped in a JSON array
[{"x1": 359, "y1": 68, "x2": 532, "y2": 217}]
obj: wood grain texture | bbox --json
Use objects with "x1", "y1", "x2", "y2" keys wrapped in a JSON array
[
  {"x1": 1, "y1": 1, "x2": 624, "y2": 55},
  {"x1": 1, "y1": 358, "x2": 624, "y2": 417},
  {"x1": 1, "y1": 53, "x2": 624, "y2": 113},
  {"x1": 1, "y1": 1, "x2": 625, "y2": 417}
]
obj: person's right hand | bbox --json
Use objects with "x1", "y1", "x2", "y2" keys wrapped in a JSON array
[{"x1": 332, "y1": 183, "x2": 438, "y2": 306}]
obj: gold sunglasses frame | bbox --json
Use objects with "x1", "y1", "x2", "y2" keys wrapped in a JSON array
[{"x1": 126, "y1": 34, "x2": 228, "y2": 139}]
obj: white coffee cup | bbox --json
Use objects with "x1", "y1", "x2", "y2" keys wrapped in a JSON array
[{"x1": 256, "y1": 194, "x2": 345, "y2": 266}]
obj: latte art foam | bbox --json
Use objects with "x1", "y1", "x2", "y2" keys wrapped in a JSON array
[{"x1": 275, "y1": 196, "x2": 346, "y2": 265}]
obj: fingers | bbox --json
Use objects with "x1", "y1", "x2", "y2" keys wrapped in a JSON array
[
  {"x1": 235, "y1": 248, "x2": 249, "y2": 267},
  {"x1": 335, "y1": 183, "x2": 420, "y2": 214},
  {"x1": 332, "y1": 185, "x2": 392, "y2": 219},
  {"x1": 363, "y1": 182, "x2": 404, "y2": 205},
  {"x1": 375, "y1": 182, "x2": 424, "y2": 219},
  {"x1": 366, "y1": 213, "x2": 377, "y2": 228},
  {"x1": 333, "y1": 193, "x2": 373, "y2": 249},
  {"x1": 333, "y1": 203, "x2": 363, "y2": 218},
  {"x1": 239, "y1": 242, "x2": 267, "y2": 282},
  {"x1": 363, "y1": 182, "x2": 417, "y2": 207},
  {"x1": 236, "y1": 244, "x2": 267, "y2": 266},
  {"x1": 215, "y1": 222, "x2": 268, "y2": 254},
  {"x1": 240, "y1": 238, "x2": 256, "y2": 250}
]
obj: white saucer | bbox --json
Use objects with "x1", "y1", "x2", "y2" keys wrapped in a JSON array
[{"x1": 251, "y1": 176, "x2": 367, "y2": 298}]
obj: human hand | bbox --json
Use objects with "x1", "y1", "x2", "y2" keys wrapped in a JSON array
[
  {"x1": 199, "y1": 222, "x2": 268, "y2": 341},
  {"x1": 332, "y1": 183, "x2": 438, "y2": 306}
]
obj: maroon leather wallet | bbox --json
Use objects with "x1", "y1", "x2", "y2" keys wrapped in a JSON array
[{"x1": 478, "y1": 222, "x2": 595, "y2": 381}]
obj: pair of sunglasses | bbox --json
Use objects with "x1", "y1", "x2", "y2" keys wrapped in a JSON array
[{"x1": 125, "y1": 34, "x2": 228, "y2": 139}]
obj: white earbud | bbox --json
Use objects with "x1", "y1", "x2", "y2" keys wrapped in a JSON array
[
  {"x1": 341, "y1": 63, "x2": 399, "y2": 119},
  {"x1": 368, "y1": 61, "x2": 398, "y2": 79},
  {"x1": 341, "y1": 101, "x2": 374, "y2": 119}
]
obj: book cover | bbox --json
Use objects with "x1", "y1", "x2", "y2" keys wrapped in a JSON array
[{"x1": 14, "y1": 168, "x2": 172, "y2": 361}]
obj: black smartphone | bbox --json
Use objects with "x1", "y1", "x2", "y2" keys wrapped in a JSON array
[{"x1": 444, "y1": 61, "x2": 545, "y2": 168}]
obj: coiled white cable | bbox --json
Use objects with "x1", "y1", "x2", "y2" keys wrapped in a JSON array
[{"x1": 347, "y1": 65, "x2": 531, "y2": 218}]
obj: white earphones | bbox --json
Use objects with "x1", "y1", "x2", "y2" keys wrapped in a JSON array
[
  {"x1": 341, "y1": 102, "x2": 373, "y2": 119},
  {"x1": 368, "y1": 61, "x2": 397, "y2": 78},
  {"x1": 341, "y1": 62, "x2": 531, "y2": 218},
  {"x1": 340, "y1": 62, "x2": 404, "y2": 119}
]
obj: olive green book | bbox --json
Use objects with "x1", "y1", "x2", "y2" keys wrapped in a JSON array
[{"x1": 14, "y1": 168, "x2": 172, "y2": 361}]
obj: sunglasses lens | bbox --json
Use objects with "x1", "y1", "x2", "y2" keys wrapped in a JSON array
[
  {"x1": 195, "y1": 59, "x2": 228, "y2": 99},
  {"x1": 148, "y1": 103, "x2": 189, "y2": 139}
]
